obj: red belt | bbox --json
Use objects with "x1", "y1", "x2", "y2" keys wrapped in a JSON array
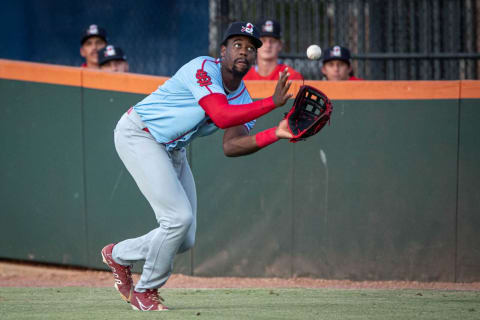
[{"x1": 127, "y1": 107, "x2": 150, "y2": 133}]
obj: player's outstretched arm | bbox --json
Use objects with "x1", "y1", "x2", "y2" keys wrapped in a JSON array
[
  {"x1": 198, "y1": 69, "x2": 292, "y2": 129},
  {"x1": 222, "y1": 120, "x2": 293, "y2": 157}
]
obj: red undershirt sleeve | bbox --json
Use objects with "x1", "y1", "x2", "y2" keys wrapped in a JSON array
[
  {"x1": 255, "y1": 127, "x2": 279, "y2": 148},
  {"x1": 198, "y1": 93, "x2": 276, "y2": 129}
]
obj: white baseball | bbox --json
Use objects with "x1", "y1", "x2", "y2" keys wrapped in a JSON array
[{"x1": 306, "y1": 44, "x2": 322, "y2": 60}]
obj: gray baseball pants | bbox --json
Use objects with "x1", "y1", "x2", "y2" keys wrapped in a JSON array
[{"x1": 111, "y1": 109, "x2": 197, "y2": 292}]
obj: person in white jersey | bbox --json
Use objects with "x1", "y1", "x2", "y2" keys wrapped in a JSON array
[{"x1": 101, "y1": 21, "x2": 294, "y2": 311}]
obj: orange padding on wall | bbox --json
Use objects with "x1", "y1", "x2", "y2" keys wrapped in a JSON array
[
  {"x1": 244, "y1": 80, "x2": 467, "y2": 100},
  {"x1": 0, "y1": 59, "x2": 168, "y2": 94},
  {"x1": 1, "y1": 59, "x2": 479, "y2": 99}
]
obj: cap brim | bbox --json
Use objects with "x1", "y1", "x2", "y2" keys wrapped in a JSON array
[
  {"x1": 222, "y1": 34, "x2": 263, "y2": 48},
  {"x1": 323, "y1": 57, "x2": 350, "y2": 64},
  {"x1": 259, "y1": 32, "x2": 281, "y2": 39},
  {"x1": 81, "y1": 35, "x2": 107, "y2": 45},
  {"x1": 99, "y1": 56, "x2": 126, "y2": 65},
  {"x1": 251, "y1": 36, "x2": 263, "y2": 48}
]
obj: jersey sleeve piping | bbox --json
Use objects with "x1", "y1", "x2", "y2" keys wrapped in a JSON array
[{"x1": 200, "y1": 58, "x2": 214, "y2": 94}]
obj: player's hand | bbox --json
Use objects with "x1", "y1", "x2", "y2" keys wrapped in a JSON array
[
  {"x1": 272, "y1": 68, "x2": 293, "y2": 107},
  {"x1": 275, "y1": 119, "x2": 293, "y2": 139}
]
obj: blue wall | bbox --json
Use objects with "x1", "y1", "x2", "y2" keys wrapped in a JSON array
[{"x1": 0, "y1": 0, "x2": 209, "y2": 76}]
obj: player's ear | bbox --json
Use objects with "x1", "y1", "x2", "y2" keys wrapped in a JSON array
[
  {"x1": 220, "y1": 45, "x2": 226, "y2": 60},
  {"x1": 80, "y1": 47, "x2": 86, "y2": 58}
]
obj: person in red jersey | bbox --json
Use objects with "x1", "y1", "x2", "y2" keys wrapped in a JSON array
[
  {"x1": 244, "y1": 19, "x2": 303, "y2": 81},
  {"x1": 321, "y1": 45, "x2": 364, "y2": 81}
]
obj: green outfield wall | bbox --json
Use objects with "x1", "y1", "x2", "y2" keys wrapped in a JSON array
[{"x1": 0, "y1": 71, "x2": 479, "y2": 282}]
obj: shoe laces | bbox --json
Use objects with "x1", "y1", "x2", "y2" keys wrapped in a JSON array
[
  {"x1": 114, "y1": 265, "x2": 133, "y2": 286},
  {"x1": 125, "y1": 266, "x2": 133, "y2": 284}
]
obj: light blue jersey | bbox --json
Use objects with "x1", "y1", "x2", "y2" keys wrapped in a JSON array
[{"x1": 133, "y1": 56, "x2": 255, "y2": 151}]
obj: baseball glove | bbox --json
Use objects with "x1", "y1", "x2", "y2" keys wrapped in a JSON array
[{"x1": 285, "y1": 85, "x2": 333, "y2": 142}]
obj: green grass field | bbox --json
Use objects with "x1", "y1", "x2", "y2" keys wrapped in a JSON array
[{"x1": 0, "y1": 287, "x2": 479, "y2": 320}]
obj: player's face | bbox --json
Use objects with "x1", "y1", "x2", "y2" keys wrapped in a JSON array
[
  {"x1": 80, "y1": 36, "x2": 107, "y2": 67},
  {"x1": 322, "y1": 60, "x2": 352, "y2": 81},
  {"x1": 221, "y1": 36, "x2": 257, "y2": 77},
  {"x1": 257, "y1": 37, "x2": 282, "y2": 61},
  {"x1": 101, "y1": 60, "x2": 129, "y2": 72}
]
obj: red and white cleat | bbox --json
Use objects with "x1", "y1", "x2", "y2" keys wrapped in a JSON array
[
  {"x1": 101, "y1": 243, "x2": 133, "y2": 303},
  {"x1": 131, "y1": 289, "x2": 169, "y2": 311}
]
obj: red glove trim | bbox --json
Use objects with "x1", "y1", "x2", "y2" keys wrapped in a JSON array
[
  {"x1": 198, "y1": 93, "x2": 275, "y2": 129},
  {"x1": 255, "y1": 127, "x2": 279, "y2": 148}
]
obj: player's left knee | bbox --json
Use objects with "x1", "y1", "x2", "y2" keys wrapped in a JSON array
[{"x1": 176, "y1": 211, "x2": 194, "y2": 230}]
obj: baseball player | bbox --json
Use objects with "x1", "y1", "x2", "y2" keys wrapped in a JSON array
[
  {"x1": 321, "y1": 45, "x2": 363, "y2": 81},
  {"x1": 80, "y1": 24, "x2": 107, "y2": 69},
  {"x1": 243, "y1": 19, "x2": 303, "y2": 80},
  {"x1": 101, "y1": 21, "x2": 294, "y2": 311}
]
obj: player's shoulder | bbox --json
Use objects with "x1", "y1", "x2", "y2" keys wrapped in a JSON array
[
  {"x1": 349, "y1": 75, "x2": 364, "y2": 80},
  {"x1": 278, "y1": 63, "x2": 303, "y2": 80},
  {"x1": 176, "y1": 56, "x2": 221, "y2": 79},
  {"x1": 190, "y1": 56, "x2": 218, "y2": 63},
  {"x1": 243, "y1": 67, "x2": 260, "y2": 80},
  {"x1": 185, "y1": 56, "x2": 220, "y2": 69}
]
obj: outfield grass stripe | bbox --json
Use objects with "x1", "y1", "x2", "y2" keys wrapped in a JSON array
[{"x1": 0, "y1": 288, "x2": 479, "y2": 320}]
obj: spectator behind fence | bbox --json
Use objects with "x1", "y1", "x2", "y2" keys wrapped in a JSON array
[
  {"x1": 244, "y1": 19, "x2": 303, "y2": 81},
  {"x1": 98, "y1": 45, "x2": 129, "y2": 72},
  {"x1": 321, "y1": 45, "x2": 363, "y2": 81},
  {"x1": 80, "y1": 24, "x2": 108, "y2": 69}
]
